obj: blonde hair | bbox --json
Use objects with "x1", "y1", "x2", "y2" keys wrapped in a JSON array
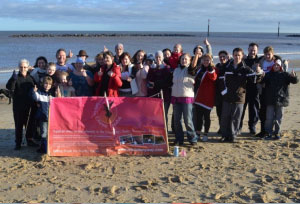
[{"x1": 201, "y1": 53, "x2": 215, "y2": 66}]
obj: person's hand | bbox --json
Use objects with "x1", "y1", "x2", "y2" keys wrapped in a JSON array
[
  {"x1": 98, "y1": 70, "x2": 103, "y2": 77},
  {"x1": 12, "y1": 70, "x2": 18, "y2": 80},
  {"x1": 291, "y1": 69, "x2": 296, "y2": 77},
  {"x1": 137, "y1": 63, "x2": 143, "y2": 69},
  {"x1": 67, "y1": 50, "x2": 73, "y2": 58},
  {"x1": 204, "y1": 37, "x2": 210, "y2": 46},
  {"x1": 68, "y1": 79, "x2": 73, "y2": 86},
  {"x1": 33, "y1": 85, "x2": 38, "y2": 92},
  {"x1": 127, "y1": 77, "x2": 132, "y2": 82},
  {"x1": 103, "y1": 45, "x2": 108, "y2": 52},
  {"x1": 107, "y1": 71, "x2": 114, "y2": 77},
  {"x1": 55, "y1": 86, "x2": 60, "y2": 96},
  {"x1": 81, "y1": 69, "x2": 87, "y2": 77}
]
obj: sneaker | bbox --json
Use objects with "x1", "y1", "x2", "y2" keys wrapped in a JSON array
[
  {"x1": 202, "y1": 134, "x2": 208, "y2": 142},
  {"x1": 274, "y1": 134, "x2": 281, "y2": 140},
  {"x1": 264, "y1": 134, "x2": 273, "y2": 140},
  {"x1": 189, "y1": 141, "x2": 197, "y2": 146}
]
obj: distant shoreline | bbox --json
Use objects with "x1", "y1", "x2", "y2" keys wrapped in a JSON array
[{"x1": 9, "y1": 33, "x2": 196, "y2": 38}]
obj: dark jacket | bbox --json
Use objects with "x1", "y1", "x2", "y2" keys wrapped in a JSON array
[
  {"x1": 263, "y1": 70, "x2": 298, "y2": 107},
  {"x1": 222, "y1": 61, "x2": 257, "y2": 104},
  {"x1": 32, "y1": 88, "x2": 52, "y2": 121},
  {"x1": 6, "y1": 72, "x2": 35, "y2": 110}
]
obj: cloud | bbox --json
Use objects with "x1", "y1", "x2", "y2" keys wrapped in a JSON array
[{"x1": 0, "y1": 0, "x2": 300, "y2": 32}]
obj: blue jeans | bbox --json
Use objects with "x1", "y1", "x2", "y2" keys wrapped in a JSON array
[
  {"x1": 40, "y1": 121, "x2": 48, "y2": 139},
  {"x1": 265, "y1": 105, "x2": 283, "y2": 135},
  {"x1": 173, "y1": 103, "x2": 198, "y2": 143}
]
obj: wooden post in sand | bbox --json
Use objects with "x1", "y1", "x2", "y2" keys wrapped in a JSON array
[
  {"x1": 278, "y1": 22, "x2": 280, "y2": 37},
  {"x1": 207, "y1": 19, "x2": 210, "y2": 37}
]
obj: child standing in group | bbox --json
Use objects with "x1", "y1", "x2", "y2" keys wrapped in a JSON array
[
  {"x1": 262, "y1": 60, "x2": 298, "y2": 140},
  {"x1": 32, "y1": 76, "x2": 57, "y2": 153},
  {"x1": 58, "y1": 71, "x2": 75, "y2": 97}
]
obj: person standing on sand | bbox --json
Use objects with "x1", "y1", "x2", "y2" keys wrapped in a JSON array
[
  {"x1": 6, "y1": 59, "x2": 39, "y2": 150},
  {"x1": 215, "y1": 50, "x2": 231, "y2": 134},
  {"x1": 255, "y1": 46, "x2": 283, "y2": 138},
  {"x1": 70, "y1": 57, "x2": 94, "y2": 96},
  {"x1": 193, "y1": 54, "x2": 218, "y2": 142},
  {"x1": 220, "y1": 48, "x2": 262, "y2": 143},
  {"x1": 239, "y1": 43, "x2": 261, "y2": 135},
  {"x1": 94, "y1": 51, "x2": 122, "y2": 97},
  {"x1": 171, "y1": 53, "x2": 198, "y2": 146},
  {"x1": 55, "y1": 48, "x2": 75, "y2": 72},
  {"x1": 169, "y1": 44, "x2": 183, "y2": 70},
  {"x1": 191, "y1": 38, "x2": 212, "y2": 70},
  {"x1": 131, "y1": 50, "x2": 148, "y2": 96},
  {"x1": 114, "y1": 43, "x2": 124, "y2": 65},
  {"x1": 261, "y1": 59, "x2": 298, "y2": 140}
]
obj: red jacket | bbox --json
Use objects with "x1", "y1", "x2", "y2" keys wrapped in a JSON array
[
  {"x1": 169, "y1": 52, "x2": 182, "y2": 70},
  {"x1": 94, "y1": 63, "x2": 122, "y2": 97},
  {"x1": 194, "y1": 67, "x2": 218, "y2": 109}
]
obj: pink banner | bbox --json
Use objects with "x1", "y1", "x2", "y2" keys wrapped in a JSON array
[{"x1": 48, "y1": 97, "x2": 168, "y2": 156}]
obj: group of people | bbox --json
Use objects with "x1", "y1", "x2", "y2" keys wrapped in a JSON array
[{"x1": 6, "y1": 40, "x2": 299, "y2": 152}]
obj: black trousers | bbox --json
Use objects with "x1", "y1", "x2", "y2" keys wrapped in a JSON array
[
  {"x1": 13, "y1": 106, "x2": 34, "y2": 146},
  {"x1": 194, "y1": 104, "x2": 212, "y2": 133}
]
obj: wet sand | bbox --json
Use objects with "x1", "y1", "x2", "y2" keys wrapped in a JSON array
[{"x1": 0, "y1": 73, "x2": 299, "y2": 203}]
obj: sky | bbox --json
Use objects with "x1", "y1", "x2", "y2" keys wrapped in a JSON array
[{"x1": 0, "y1": 0, "x2": 300, "y2": 33}]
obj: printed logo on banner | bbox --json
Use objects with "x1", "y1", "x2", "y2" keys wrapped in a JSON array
[{"x1": 92, "y1": 99, "x2": 121, "y2": 127}]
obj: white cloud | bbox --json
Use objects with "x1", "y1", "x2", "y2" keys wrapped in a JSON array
[{"x1": 0, "y1": 0, "x2": 299, "y2": 32}]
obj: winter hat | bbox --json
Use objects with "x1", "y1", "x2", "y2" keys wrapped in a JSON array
[
  {"x1": 146, "y1": 53, "x2": 155, "y2": 61},
  {"x1": 155, "y1": 51, "x2": 164, "y2": 60},
  {"x1": 275, "y1": 59, "x2": 282, "y2": 66},
  {"x1": 76, "y1": 57, "x2": 84, "y2": 64}
]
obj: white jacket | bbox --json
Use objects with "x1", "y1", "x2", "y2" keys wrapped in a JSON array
[{"x1": 172, "y1": 67, "x2": 195, "y2": 97}]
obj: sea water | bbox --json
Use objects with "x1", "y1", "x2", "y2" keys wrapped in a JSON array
[{"x1": 1, "y1": 31, "x2": 300, "y2": 84}]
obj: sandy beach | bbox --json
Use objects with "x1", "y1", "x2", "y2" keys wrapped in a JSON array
[{"x1": 0, "y1": 72, "x2": 300, "y2": 203}]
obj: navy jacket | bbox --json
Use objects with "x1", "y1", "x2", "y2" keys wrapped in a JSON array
[{"x1": 263, "y1": 71, "x2": 298, "y2": 107}]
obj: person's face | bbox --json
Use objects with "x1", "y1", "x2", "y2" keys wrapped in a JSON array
[
  {"x1": 219, "y1": 53, "x2": 228, "y2": 64},
  {"x1": 115, "y1": 46, "x2": 124, "y2": 56},
  {"x1": 121, "y1": 55, "x2": 130, "y2": 66},
  {"x1": 43, "y1": 82, "x2": 52, "y2": 92},
  {"x1": 155, "y1": 55, "x2": 163, "y2": 65},
  {"x1": 273, "y1": 63, "x2": 281, "y2": 72},
  {"x1": 47, "y1": 65, "x2": 56, "y2": 76},
  {"x1": 233, "y1": 51, "x2": 243, "y2": 64},
  {"x1": 56, "y1": 51, "x2": 66, "y2": 65},
  {"x1": 265, "y1": 51, "x2": 274, "y2": 62},
  {"x1": 174, "y1": 45, "x2": 182, "y2": 53},
  {"x1": 180, "y1": 54, "x2": 191, "y2": 67},
  {"x1": 202, "y1": 57, "x2": 211, "y2": 67},
  {"x1": 60, "y1": 75, "x2": 68, "y2": 85},
  {"x1": 137, "y1": 52, "x2": 145, "y2": 63},
  {"x1": 37, "y1": 59, "x2": 47, "y2": 69},
  {"x1": 248, "y1": 45, "x2": 258, "y2": 58},
  {"x1": 19, "y1": 62, "x2": 29, "y2": 76},
  {"x1": 96, "y1": 56, "x2": 104, "y2": 66},
  {"x1": 75, "y1": 62, "x2": 84, "y2": 70},
  {"x1": 79, "y1": 56, "x2": 87, "y2": 62},
  {"x1": 104, "y1": 55, "x2": 113, "y2": 66},
  {"x1": 163, "y1": 50, "x2": 171, "y2": 59}
]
